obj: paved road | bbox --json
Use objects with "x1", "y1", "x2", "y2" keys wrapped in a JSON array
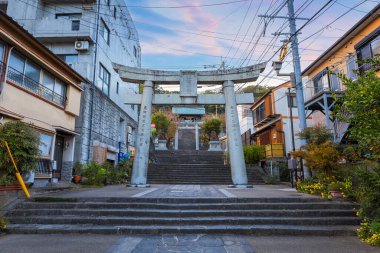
[{"x1": 0, "y1": 234, "x2": 379, "y2": 253}]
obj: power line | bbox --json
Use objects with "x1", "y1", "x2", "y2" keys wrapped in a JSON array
[{"x1": 125, "y1": 0, "x2": 252, "y2": 9}]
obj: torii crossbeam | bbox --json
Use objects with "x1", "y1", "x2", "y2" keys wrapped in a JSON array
[{"x1": 113, "y1": 62, "x2": 267, "y2": 187}]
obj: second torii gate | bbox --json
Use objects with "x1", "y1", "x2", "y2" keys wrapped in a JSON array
[{"x1": 113, "y1": 62, "x2": 266, "y2": 187}]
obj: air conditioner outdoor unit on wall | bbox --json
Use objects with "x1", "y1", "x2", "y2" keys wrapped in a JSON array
[{"x1": 75, "y1": 41, "x2": 89, "y2": 51}]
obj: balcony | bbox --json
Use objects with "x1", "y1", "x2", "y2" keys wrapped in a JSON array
[
  {"x1": 6, "y1": 66, "x2": 66, "y2": 107},
  {"x1": 303, "y1": 77, "x2": 344, "y2": 111},
  {"x1": 32, "y1": 18, "x2": 96, "y2": 43}
]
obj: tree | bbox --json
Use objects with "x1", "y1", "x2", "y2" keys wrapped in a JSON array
[
  {"x1": 297, "y1": 125, "x2": 333, "y2": 146},
  {"x1": 0, "y1": 121, "x2": 40, "y2": 184},
  {"x1": 335, "y1": 57, "x2": 380, "y2": 158},
  {"x1": 151, "y1": 112, "x2": 170, "y2": 139},
  {"x1": 241, "y1": 84, "x2": 269, "y2": 99},
  {"x1": 201, "y1": 117, "x2": 222, "y2": 143}
]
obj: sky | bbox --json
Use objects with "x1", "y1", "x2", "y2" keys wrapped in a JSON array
[{"x1": 125, "y1": 0, "x2": 379, "y2": 89}]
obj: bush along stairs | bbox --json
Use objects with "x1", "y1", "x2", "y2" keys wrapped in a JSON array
[{"x1": 6, "y1": 196, "x2": 359, "y2": 235}]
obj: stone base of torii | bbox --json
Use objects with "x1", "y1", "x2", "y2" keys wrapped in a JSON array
[{"x1": 113, "y1": 62, "x2": 267, "y2": 187}]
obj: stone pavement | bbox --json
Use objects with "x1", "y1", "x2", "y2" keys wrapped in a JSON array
[
  {"x1": 0, "y1": 234, "x2": 379, "y2": 253},
  {"x1": 32, "y1": 184, "x2": 319, "y2": 199}
]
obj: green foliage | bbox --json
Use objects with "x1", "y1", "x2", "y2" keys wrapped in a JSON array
[
  {"x1": 335, "y1": 57, "x2": 380, "y2": 158},
  {"x1": 357, "y1": 219, "x2": 380, "y2": 246},
  {"x1": 201, "y1": 117, "x2": 222, "y2": 141},
  {"x1": 0, "y1": 217, "x2": 7, "y2": 231},
  {"x1": 278, "y1": 161, "x2": 290, "y2": 182},
  {"x1": 241, "y1": 84, "x2": 269, "y2": 99},
  {"x1": 152, "y1": 112, "x2": 170, "y2": 139},
  {"x1": 0, "y1": 121, "x2": 40, "y2": 180},
  {"x1": 81, "y1": 162, "x2": 107, "y2": 186},
  {"x1": 81, "y1": 160, "x2": 132, "y2": 186},
  {"x1": 305, "y1": 143, "x2": 340, "y2": 175},
  {"x1": 297, "y1": 126, "x2": 333, "y2": 145},
  {"x1": 106, "y1": 160, "x2": 132, "y2": 185},
  {"x1": 350, "y1": 165, "x2": 380, "y2": 220},
  {"x1": 243, "y1": 145, "x2": 264, "y2": 164},
  {"x1": 263, "y1": 175, "x2": 279, "y2": 185},
  {"x1": 297, "y1": 176, "x2": 332, "y2": 200}
]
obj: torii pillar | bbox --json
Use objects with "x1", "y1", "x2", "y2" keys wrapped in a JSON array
[{"x1": 113, "y1": 62, "x2": 267, "y2": 187}]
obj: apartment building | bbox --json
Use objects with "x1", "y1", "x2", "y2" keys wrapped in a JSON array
[
  {"x1": 2, "y1": 0, "x2": 141, "y2": 164},
  {"x1": 250, "y1": 82, "x2": 313, "y2": 155},
  {"x1": 0, "y1": 11, "x2": 86, "y2": 185},
  {"x1": 302, "y1": 4, "x2": 380, "y2": 142}
]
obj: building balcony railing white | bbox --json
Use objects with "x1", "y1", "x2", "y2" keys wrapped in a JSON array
[{"x1": 303, "y1": 79, "x2": 345, "y2": 104}]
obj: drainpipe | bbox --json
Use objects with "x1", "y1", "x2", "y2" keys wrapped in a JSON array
[
  {"x1": 0, "y1": 46, "x2": 14, "y2": 95},
  {"x1": 87, "y1": 1, "x2": 101, "y2": 163}
]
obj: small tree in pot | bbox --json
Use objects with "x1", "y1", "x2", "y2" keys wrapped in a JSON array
[{"x1": 201, "y1": 117, "x2": 223, "y2": 151}]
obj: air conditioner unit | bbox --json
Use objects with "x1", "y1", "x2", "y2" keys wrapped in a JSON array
[{"x1": 74, "y1": 41, "x2": 89, "y2": 51}]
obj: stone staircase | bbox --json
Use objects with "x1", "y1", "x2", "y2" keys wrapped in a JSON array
[
  {"x1": 5, "y1": 197, "x2": 359, "y2": 235},
  {"x1": 148, "y1": 150, "x2": 266, "y2": 184}
]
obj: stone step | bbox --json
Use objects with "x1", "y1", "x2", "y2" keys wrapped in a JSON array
[
  {"x1": 8, "y1": 216, "x2": 360, "y2": 226},
  {"x1": 6, "y1": 224, "x2": 358, "y2": 236},
  {"x1": 30, "y1": 197, "x2": 329, "y2": 203},
  {"x1": 18, "y1": 201, "x2": 358, "y2": 210},
  {"x1": 8, "y1": 208, "x2": 356, "y2": 218}
]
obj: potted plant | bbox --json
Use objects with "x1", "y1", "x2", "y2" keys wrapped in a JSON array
[
  {"x1": 328, "y1": 181, "x2": 344, "y2": 199},
  {"x1": 201, "y1": 117, "x2": 223, "y2": 151},
  {"x1": 72, "y1": 162, "x2": 82, "y2": 183}
]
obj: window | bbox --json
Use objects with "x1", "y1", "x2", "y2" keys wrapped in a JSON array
[
  {"x1": 242, "y1": 109, "x2": 252, "y2": 119},
  {"x1": 346, "y1": 55, "x2": 357, "y2": 80},
  {"x1": 57, "y1": 54, "x2": 78, "y2": 66},
  {"x1": 116, "y1": 82, "x2": 119, "y2": 94},
  {"x1": 98, "y1": 64, "x2": 110, "y2": 96},
  {"x1": 39, "y1": 133, "x2": 53, "y2": 157},
  {"x1": 356, "y1": 33, "x2": 380, "y2": 72},
  {"x1": 71, "y1": 20, "x2": 80, "y2": 31},
  {"x1": 24, "y1": 60, "x2": 41, "y2": 83},
  {"x1": 0, "y1": 3, "x2": 8, "y2": 13},
  {"x1": 0, "y1": 41, "x2": 4, "y2": 62},
  {"x1": 133, "y1": 46, "x2": 137, "y2": 58},
  {"x1": 288, "y1": 94, "x2": 297, "y2": 108},
  {"x1": 104, "y1": 0, "x2": 110, "y2": 6},
  {"x1": 7, "y1": 50, "x2": 67, "y2": 106},
  {"x1": 56, "y1": 13, "x2": 82, "y2": 20},
  {"x1": 113, "y1": 6, "x2": 117, "y2": 19},
  {"x1": 100, "y1": 19, "x2": 110, "y2": 44},
  {"x1": 253, "y1": 103, "x2": 265, "y2": 124}
]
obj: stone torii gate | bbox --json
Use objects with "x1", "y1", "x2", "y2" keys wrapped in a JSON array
[{"x1": 113, "y1": 62, "x2": 266, "y2": 187}]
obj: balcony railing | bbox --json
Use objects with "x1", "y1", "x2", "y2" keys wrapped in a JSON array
[
  {"x1": 303, "y1": 79, "x2": 344, "y2": 103},
  {"x1": 6, "y1": 66, "x2": 66, "y2": 107}
]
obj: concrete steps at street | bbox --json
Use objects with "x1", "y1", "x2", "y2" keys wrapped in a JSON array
[{"x1": 6, "y1": 197, "x2": 359, "y2": 235}]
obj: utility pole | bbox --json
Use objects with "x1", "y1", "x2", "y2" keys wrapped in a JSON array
[
  {"x1": 260, "y1": 0, "x2": 310, "y2": 177},
  {"x1": 287, "y1": 0, "x2": 307, "y2": 138}
]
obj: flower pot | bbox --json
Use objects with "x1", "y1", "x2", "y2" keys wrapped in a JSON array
[
  {"x1": 330, "y1": 190, "x2": 343, "y2": 198},
  {"x1": 73, "y1": 175, "x2": 81, "y2": 183}
]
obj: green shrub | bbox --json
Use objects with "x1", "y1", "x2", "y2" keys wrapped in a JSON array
[
  {"x1": 350, "y1": 165, "x2": 380, "y2": 220},
  {"x1": 0, "y1": 121, "x2": 40, "y2": 179},
  {"x1": 243, "y1": 145, "x2": 264, "y2": 165},
  {"x1": 357, "y1": 219, "x2": 380, "y2": 246},
  {"x1": 152, "y1": 112, "x2": 170, "y2": 139},
  {"x1": 263, "y1": 175, "x2": 279, "y2": 185},
  {"x1": 0, "y1": 217, "x2": 7, "y2": 231},
  {"x1": 81, "y1": 162, "x2": 107, "y2": 186},
  {"x1": 105, "y1": 160, "x2": 132, "y2": 185}
]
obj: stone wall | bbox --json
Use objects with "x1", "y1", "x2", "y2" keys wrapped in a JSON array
[{"x1": 74, "y1": 83, "x2": 138, "y2": 165}]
